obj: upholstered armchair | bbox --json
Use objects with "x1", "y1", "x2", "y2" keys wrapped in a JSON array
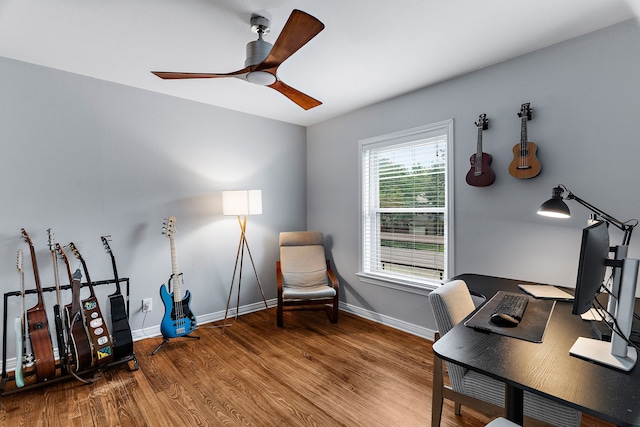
[{"x1": 276, "y1": 231, "x2": 339, "y2": 327}]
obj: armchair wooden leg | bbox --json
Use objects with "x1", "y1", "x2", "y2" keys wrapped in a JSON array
[
  {"x1": 277, "y1": 299, "x2": 284, "y2": 328},
  {"x1": 432, "y1": 341, "x2": 445, "y2": 427}
]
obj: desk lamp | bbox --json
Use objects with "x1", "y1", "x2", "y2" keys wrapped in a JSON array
[
  {"x1": 537, "y1": 184, "x2": 635, "y2": 245},
  {"x1": 538, "y1": 184, "x2": 639, "y2": 370},
  {"x1": 221, "y1": 190, "x2": 269, "y2": 332}
]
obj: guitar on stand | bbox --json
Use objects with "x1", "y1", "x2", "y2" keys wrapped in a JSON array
[
  {"x1": 101, "y1": 236, "x2": 135, "y2": 364},
  {"x1": 14, "y1": 250, "x2": 26, "y2": 387},
  {"x1": 21, "y1": 228, "x2": 56, "y2": 382},
  {"x1": 47, "y1": 229, "x2": 68, "y2": 375},
  {"x1": 154, "y1": 216, "x2": 198, "y2": 355},
  {"x1": 509, "y1": 102, "x2": 541, "y2": 179},
  {"x1": 466, "y1": 113, "x2": 496, "y2": 187},
  {"x1": 69, "y1": 242, "x2": 114, "y2": 366}
]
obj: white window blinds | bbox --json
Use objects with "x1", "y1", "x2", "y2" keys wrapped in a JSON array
[{"x1": 360, "y1": 121, "x2": 452, "y2": 287}]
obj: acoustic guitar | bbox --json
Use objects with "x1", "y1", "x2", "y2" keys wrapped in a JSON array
[
  {"x1": 59, "y1": 244, "x2": 94, "y2": 372},
  {"x1": 14, "y1": 249, "x2": 25, "y2": 387},
  {"x1": 69, "y1": 242, "x2": 114, "y2": 366},
  {"x1": 160, "y1": 217, "x2": 197, "y2": 339},
  {"x1": 47, "y1": 229, "x2": 68, "y2": 375},
  {"x1": 21, "y1": 228, "x2": 56, "y2": 382},
  {"x1": 508, "y1": 103, "x2": 541, "y2": 179},
  {"x1": 101, "y1": 236, "x2": 134, "y2": 360},
  {"x1": 466, "y1": 113, "x2": 495, "y2": 187}
]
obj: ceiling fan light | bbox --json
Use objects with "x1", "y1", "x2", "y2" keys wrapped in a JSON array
[{"x1": 246, "y1": 71, "x2": 276, "y2": 86}]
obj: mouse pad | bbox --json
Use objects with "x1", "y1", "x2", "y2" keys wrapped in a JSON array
[{"x1": 464, "y1": 291, "x2": 555, "y2": 343}]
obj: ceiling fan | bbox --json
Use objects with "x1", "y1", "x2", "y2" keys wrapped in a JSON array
[{"x1": 151, "y1": 9, "x2": 324, "y2": 110}]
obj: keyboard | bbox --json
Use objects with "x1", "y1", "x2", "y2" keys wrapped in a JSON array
[{"x1": 492, "y1": 293, "x2": 529, "y2": 321}]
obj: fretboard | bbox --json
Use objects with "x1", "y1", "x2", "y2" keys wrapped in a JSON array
[{"x1": 169, "y1": 236, "x2": 181, "y2": 302}]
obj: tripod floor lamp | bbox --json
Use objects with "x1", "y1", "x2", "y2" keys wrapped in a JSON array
[{"x1": 221, "y1": 190, "x2": 269, "y2": 332}]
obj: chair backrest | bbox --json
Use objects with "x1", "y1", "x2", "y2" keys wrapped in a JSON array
[
  {"x1": 279, "y1": 231, "x2": 328, "y2": 289},
  {"x1": 429, "y1": 279, "x2": 476, "y2": 391}
]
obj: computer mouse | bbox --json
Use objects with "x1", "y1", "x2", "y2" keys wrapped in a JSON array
[{"x1": 490, "y1": 313, "x2": 520, "y2": 327}]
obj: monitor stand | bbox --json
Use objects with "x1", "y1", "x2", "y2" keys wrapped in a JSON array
[
  {"x1": 570, "y1": 256, "x2": 639, "y2": 372},
  {"x1": 570, "y1": 337, "x2": 637, "y2": 371}
]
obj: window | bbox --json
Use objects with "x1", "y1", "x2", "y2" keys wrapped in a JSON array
[{"x1": 359, "y1": 120, "x2": 453, "y2": 290}]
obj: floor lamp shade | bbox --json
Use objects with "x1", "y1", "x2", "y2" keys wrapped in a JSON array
[{"x1": 222, "y1": 190, "x2": 262, "y2": 216}]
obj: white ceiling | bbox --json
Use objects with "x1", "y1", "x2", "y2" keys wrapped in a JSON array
[{"x1": 1, "y1": 0, "x2": 638, "y2": 126}]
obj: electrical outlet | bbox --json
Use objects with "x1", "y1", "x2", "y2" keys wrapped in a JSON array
[{"x1": 142, "y1": 298, "x2": 152, "y2": 312}]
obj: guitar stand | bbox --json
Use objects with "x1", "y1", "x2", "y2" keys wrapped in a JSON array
[
  {"x1": 1, "y1": 277, "x2": 135, "y2": 410},
  {"x1": 151, "y1": 334, "x2": 200, "y2": 356}
]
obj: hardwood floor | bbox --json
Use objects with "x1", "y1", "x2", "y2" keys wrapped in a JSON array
[{"x1": 0, "y1": 309, "x2": 613, "y2": 426}]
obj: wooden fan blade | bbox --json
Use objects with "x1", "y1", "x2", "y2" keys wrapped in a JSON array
[
  {"x1": 152, "y1": 67, "x2": 251, "y2": 79},
  {"x1": 255, "y1": 9, "x2": 324, "y2": 72},
  {"x1": 268, "y1": 80, "x2": 322, "y2": 110}
]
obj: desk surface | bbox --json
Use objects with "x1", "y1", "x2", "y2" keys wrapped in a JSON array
[{"x1": 432, "y1": 273, "x2": 640, "y2": 427}]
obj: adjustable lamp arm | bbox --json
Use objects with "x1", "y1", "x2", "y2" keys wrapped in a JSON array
[{"x1": 553, "y1": 184, "x2": 635, "y2": 246}]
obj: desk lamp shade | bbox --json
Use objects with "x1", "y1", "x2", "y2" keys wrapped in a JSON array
[
  {"x1": 537, "y1": 186, "x2": 571, "y2": 218},
  {"x1": 222, "y1": 190, "x2": 262, "y2": 216}
]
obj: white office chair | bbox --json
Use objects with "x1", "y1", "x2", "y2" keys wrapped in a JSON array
[{"x1": 429, "y1": 279, "x2": 581, "y2": 427}]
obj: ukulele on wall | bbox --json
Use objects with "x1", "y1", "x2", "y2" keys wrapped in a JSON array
[
  {"x1": 21, "y1": 228, "x2": 56, "y2": 382},
  {"x1": 466, "y1": 113, "x2": 495, "y2": 187},
  {"x1": 160, "y1": 216, "x2": 197, "y2": 339},
  {"x1": 508, "y1": 103, "x2": 541, "y2": 179}
]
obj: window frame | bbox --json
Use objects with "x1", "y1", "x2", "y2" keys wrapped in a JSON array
[{"x1": 357, "y1": 120, "x2": 454, "y2": 294}]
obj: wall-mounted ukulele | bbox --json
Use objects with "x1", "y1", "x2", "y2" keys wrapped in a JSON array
[
  {"x1": 509, "y1": 102, "x2": 541, "y2": 179},
  {"x1": 21, "y1": 228, "x2": 56, "y2": 382},
  {"x1": 466, "y1": 113, "x2": 495, "y2": 187}
]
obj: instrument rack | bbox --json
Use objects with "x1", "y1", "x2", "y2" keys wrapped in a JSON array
[{"x1": 0, "y1": 277, "x2": 138, "y2": 406}]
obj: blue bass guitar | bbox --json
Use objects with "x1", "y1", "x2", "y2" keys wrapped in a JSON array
[{"x1": 159, "y1": 217, "x2": 196, "y2": 338}]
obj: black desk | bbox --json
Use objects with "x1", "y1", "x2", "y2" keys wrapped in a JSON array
[{"x1": 432, "y1": 274, "x2": 640, "y2": 426}]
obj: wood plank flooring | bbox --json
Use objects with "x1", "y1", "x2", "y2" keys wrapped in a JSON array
[{"x1": 0, "y1": 309, "x2": 613, "y2": 426}]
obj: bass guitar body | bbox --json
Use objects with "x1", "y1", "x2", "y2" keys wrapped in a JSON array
[
  {"x1": 159, "y1": 284, "x2": 196, "y2": 338},
  {"x1": 159, "y1": 217, "x2": 197, "y2": 339}
]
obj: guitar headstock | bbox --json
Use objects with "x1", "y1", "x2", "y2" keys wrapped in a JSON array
[
  {"x1": 163, "y1": 216, "x2": 177, "y2": 239},
  {"x1": 21, "y1": 228, "x2": 32, "y2": 246},
  {"x1": 17, "y1": 249, "x2": 23, "y2": 273},
  {"x1": 72, "y1": 268, "x2": 82, "y2": 281},
  {"x1": 68, "y1": 242, "x2": 83, "y2": 261},
  {"x1": 475, "y1": 113, "x2": 488, "y2": 130},
  {"x1": 101, "y1": 235, "x2": 112, "y2": 254},
  {"x1": 518, "y1": 103, "x2": 532, "y2": 121},
  {"x1": 55, "y1": 243, "x2": 68, "y2": 263},
  {"x1": 47, "y1": 228, "x2": 55, "y2": 251}
]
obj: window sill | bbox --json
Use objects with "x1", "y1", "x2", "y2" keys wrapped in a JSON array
[{"x1": 356, "y1": 272, "x2": 439, "y2": 296}]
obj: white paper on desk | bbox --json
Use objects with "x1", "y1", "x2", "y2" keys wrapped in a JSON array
[{"x1": 518, "y1": 284, "x2": 574, "y2": 300}]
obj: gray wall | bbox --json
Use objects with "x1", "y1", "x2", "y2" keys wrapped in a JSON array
[
  {"x1": 0, "y1": 57, "x2": 307, "y2": 362},
  {"x1": 307, "y1": 18, "x2": 640, "y2": 335}
]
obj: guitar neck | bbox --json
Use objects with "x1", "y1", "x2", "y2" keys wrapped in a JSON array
[
  {"x1": 475, "y1": 127, "x2": 484, "y2": 172},
  {"x1": 25, "y1": 237, "x2": 45, "y2": 309},
  {"x1": 169, "y1": 236, "x2": 181, "y2": 301},
  {"x1": 521, "y1": 116, "x2": 528, "y2": 149}
]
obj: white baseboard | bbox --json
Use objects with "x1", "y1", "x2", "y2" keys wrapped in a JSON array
[{"x1": 2, "y1": 299, "x2": 435, "y2": 373}]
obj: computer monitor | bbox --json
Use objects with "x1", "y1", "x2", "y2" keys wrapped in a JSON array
[
  {"x1": 570, "y1": 221, "x2": 638, "y2": 371},
  {"x1": 572, "y1": 220, "x2": 609, "y2": 316}
]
